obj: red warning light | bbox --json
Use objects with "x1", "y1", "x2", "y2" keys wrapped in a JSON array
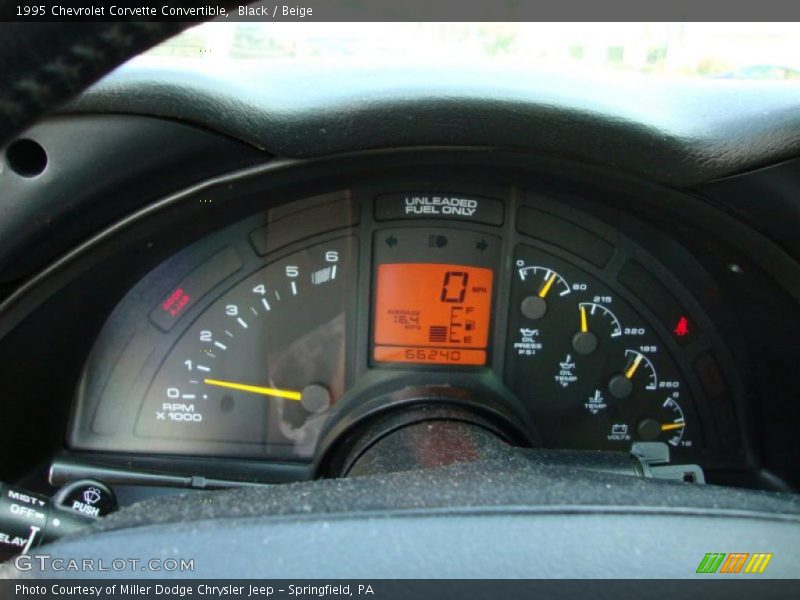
[
  {"x1": 673, "y1": 316, "x2": 690, "y2": 337},
  {"x1": 161, "y1": 287, "x2": 191, "y2": 317}
]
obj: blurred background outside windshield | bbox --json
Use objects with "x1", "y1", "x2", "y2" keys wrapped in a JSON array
[{"x1": 140, "y1": 22, "x2": 800, "y2": 81}]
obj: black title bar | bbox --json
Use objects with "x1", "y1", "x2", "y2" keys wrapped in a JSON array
[{"x1": 3, "y1": 0, "x2": 800, "y2": 22}]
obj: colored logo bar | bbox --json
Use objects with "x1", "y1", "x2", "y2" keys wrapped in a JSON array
[{"x1": 696, "y1": 553, "x2": 773, "y2": 574}]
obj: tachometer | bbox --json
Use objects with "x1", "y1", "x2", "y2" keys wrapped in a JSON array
[{"x1": 136, "y1": 237, "x2": 356, "y2": 458}]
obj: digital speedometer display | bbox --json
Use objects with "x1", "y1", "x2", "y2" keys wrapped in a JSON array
[{"x1": 373, "y1": 263, "x2": 494, "y2": 365}]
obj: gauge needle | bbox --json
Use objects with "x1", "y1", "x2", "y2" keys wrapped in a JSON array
[
  {"x1": 538, "y1": 272, "x2": 557, "y2": 298},
  {"x1": 580, "y1": 305, "x2": 589, "y2": 333},
  {"x1": 625, "y1": 353, "x2": 644, "y2": 379},
  {"x1": 661, "y1": 422, "x2": 686, "y2": 431},
  {"x1": 203, "y1": 378, "x2": 302, "y2": 401}
]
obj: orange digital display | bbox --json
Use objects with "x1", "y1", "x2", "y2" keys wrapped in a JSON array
[{"x1": 374, "y1": 263, "x2": 494, "y2": 365}]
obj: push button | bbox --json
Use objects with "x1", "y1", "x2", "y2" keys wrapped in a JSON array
[{"x1": 53, "y1": 479, "x2": 117, "y2": 519}]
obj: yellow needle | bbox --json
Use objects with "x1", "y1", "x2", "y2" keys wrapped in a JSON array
[
  {"x1": 661, "y1": 422, "x2": 686, "y2": 431},
  {"x1": 538, "y1": 272, "x2": 557, "y2": 298},
  {"x1": 203, "y1": 378, "x2": 302, "y2": 401},
  {"x1": 625, "y1": 353, "x2": 644, "y2": 379},
  {"x1": 580, "y1": 305, "x2": 588, "y2": 333}
]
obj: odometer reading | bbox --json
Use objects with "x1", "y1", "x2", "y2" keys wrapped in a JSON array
[{"x1": 374, "y1": 263, "x2": 494, "y2": 365}]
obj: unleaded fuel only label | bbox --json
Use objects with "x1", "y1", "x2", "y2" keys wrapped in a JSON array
[{"x1": 375, "y1": 193, "x2": 504, "y2": 225}]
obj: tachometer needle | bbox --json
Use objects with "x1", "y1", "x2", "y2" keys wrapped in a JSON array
[
  {"x1": 538, "y1": 272, "x2": 557, "y2": 298},
  {"x1": 580, "y1": 305, "x2": 589, "y2": 333},
  {"x1": 625, "y1": 353, "x2": 644, "y2": 379},
  {"x1": 661, "y1": 422, "x2": 686, "y2": 431},
  {"x1": 203, "y1": 378, "x2": 302, "y2": 401}
]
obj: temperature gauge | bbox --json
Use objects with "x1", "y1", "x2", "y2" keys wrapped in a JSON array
[
  {"x1": 572, "y1": 302, "x2": 622, "y2": 355},
  {"x1": 607, "y1": 350, "x2": 658, "y2": 399}
]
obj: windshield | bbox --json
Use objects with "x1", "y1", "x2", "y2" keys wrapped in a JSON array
[{"x1": 139, "y1": 22, "x2": 800, "y2": 81}]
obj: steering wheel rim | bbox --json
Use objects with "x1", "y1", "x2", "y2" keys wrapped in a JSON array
[{"x1": 0, "y1": 20, "x2": 216, "y2": 146}]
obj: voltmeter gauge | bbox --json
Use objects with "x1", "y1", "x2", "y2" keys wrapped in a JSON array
[{"x1": 636, "y1": 396, "x2": 688, "y2": 447}]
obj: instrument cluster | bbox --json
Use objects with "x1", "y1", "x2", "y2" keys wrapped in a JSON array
[{"x1": 67, "y1": 185, "x2": 745, "y2": 478}]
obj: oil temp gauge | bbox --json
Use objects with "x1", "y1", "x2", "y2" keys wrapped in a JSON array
[{"x1": 572, "y1": 301, "x2": 622, "y2": 355}]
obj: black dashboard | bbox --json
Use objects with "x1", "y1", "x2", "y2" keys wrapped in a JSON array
[{"x1": 2, "y1": 124, "x2": 798, "y2": 493}]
